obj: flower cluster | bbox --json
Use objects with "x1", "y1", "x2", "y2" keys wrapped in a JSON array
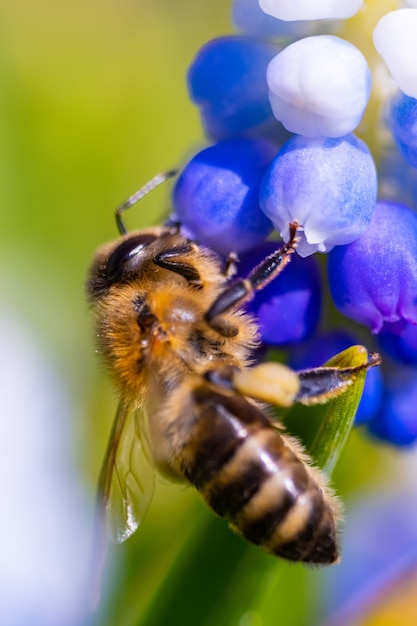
[{"x1": 171, "y1": 0, "x2": 417, "y2": 447}]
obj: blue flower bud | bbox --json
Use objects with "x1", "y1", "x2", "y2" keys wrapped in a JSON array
[
  {"x1": 260, "y1": 133, "x2": 377, "y2": 257},
  {"x1": 259, "y1": 0, "x2": 364, "y2": 21},
  {"x1": 266, "y1": 36, "x2": 371, "y2": 138},
  {"x1": 187, "y1": 36, "x2": 280, "y2": 141},
  {"x1": 367, "y1": 365, "x2": 417, "y2": 446},
  {"x1": 373, "y1": 9, "x2": 417, "y2": 99},
  {"x1": 377, "y1": 321, "x2": 417, "y2": 366},
  {"x1": 378, "y1": 144, "x2": 417, "y2": 212},
  {"x1": 232, "y1": 0, "x2": 332, "y2": 37},
  {"x1": 389, "y1": 91, "x2": 417, "y2": 168},
  {"x1": 238, "y1": 241, "x2": 321, "y2": 345},
  {"x1": 172, "y1": 138, "x2": 275, "y2": 255},
  {"x1": 328, "y1": 201, "x2": 417, "y2": 333}
]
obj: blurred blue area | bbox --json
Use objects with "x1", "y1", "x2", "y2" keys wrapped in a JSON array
[{"x1": 320, "y1": 488, "x2": 417, "y2": 625}]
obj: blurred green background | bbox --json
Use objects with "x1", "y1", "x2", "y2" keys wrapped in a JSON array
[{"x1": 1, "y1": 1, "x2": 414, "y2": 625}]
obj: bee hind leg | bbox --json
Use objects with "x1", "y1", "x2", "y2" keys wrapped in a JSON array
[{"x1": 230, "y1": 351, "x2": 380, "y2": 408}]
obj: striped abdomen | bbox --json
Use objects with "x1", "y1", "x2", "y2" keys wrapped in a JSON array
[{"x1": 180, "y1": 385, "x2": 339, "y2": 564}]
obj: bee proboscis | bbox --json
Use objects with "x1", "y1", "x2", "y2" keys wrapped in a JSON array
[{"x1": 87, "y1": 172, "x2": 379, "y2": 576}]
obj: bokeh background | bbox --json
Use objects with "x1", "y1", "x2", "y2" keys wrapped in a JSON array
[{"x1": 1, "y1": 1, "x2": 417, "y2": 625}]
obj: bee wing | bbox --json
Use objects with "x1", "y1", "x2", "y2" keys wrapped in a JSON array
[
  {"x1": 98, "y1": 398, "x2": 155, "y2": 544},
  {"x1": 91, "y1": 398, "x2": 155, "y2": 607}
]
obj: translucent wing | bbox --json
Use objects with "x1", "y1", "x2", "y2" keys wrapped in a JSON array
[
  {"x1": 98, "y1": 398, "x2": 155, "y2": 544},
  {"x1": 91, "y1": 398, "x2": 155, "y2": 606}
]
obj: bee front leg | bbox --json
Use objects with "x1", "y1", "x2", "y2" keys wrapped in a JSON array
[{"x1": 204, "y1": 222, "x2": 298, "y2": 326}]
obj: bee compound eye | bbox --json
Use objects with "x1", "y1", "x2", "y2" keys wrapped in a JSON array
[{"x1": 106, "y1": 233, "x2": 157, "y2": 280}]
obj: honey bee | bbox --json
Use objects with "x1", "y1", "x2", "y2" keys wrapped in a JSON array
[{"x1": 87, "y1": 172, "x2": 379, "y2": 567}]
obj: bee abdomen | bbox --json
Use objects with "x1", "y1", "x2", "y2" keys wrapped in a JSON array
[{"x1": 181, "y1": 389, "x2": 339, "y2": 564}]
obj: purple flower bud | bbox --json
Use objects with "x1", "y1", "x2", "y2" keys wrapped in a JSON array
[
  {"x1": 172, "y1": 138, "x2": 275, "y2": 255},
  {"x1": 328, "y1": 201, "x2": 417, "y2": 333},
  {"x1": 238, "y1": 241, "x2": 321, "y2": 345},
  {"x1": 187, "y1": 36, "x2": 280, "y2": 141},
  {"x1": 260, "y1": 133, "x2": 377, "y2": 257}
]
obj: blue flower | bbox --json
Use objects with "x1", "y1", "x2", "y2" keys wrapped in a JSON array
[
  {"x1": 259, "y1": 133, "x2": 377, "y2": 256},
  {"x1": 172, "y1": 137, "x2": 275, "y2": 255},
  {"x1": 177, "y1": 4, "x2": 417, "y2": 450},
  {"x1": 232, "y1": 0, "x2": 327, "y2": 37},
  {"x1": 187, "y1": 36, "x2": 281, "y2": 141},
  {"x1": 259, "y1": 0, "x2": 364, "y2": 21},
  {"x1": 368, "y1": 365, "x2": 417, "y2": 446},
  {"x1": 377, "y1": 320, "x2": 417, "y2": 366},
  {"x1": 266, "y1": 35, "x2": 371, "y2": 138},
  {"x1": 389, "y1": 91, "x2": 417, "y2": 168}
]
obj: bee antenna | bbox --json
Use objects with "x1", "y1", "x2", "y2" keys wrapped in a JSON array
[{"x1": 115, "y1": 169, "x2": 178, "y2": 235}]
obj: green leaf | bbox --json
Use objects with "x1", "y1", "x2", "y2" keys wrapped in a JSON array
[{"x1": 310, "y1": 345, "x2": 373, "y2": 475}]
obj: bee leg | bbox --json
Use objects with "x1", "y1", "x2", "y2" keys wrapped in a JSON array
[
  {"x1": 207, "y1": 362, "x2": 301, "y2": 408},
  {"x1": 223, "y1": 251, "x2": 239, "y2": 279},
  {"x1": 153, "y1": 244, "x2": 203, "y2": 287},
  {"x1": 295, "y1": 352, "x2": 382, "y2": 405},
  {"x1": 230, "y1": 352, "x2": 381, "y2": 408},
  {"x1": 205, "y1": 222, "x2": 299, "y2": 324}
]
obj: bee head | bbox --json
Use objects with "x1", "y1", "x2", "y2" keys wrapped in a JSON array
[{"x1": 86, "y1": 230, "x2": 163, "y2": 299}]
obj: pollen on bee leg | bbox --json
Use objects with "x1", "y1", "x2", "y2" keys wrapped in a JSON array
[{"x1": 233, "y1": 363, "x2": 300, "y2": 408}]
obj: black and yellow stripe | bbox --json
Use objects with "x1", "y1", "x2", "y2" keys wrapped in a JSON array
[{"x1": 180, "y1": 384, "x2": 338, "y2": 565}]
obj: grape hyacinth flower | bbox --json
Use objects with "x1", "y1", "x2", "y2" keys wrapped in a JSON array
[
  {"x1": 232, "y1": 0, "x2": 329, "y2": 38},
  {"x1": 377, "y1": 143, "x2": 417, "y2": 211},
  {"x1": 175, "y1": 0, "x2": 417, "y2": 456},
  {"x1": 377, "y1": 321, "x2": 417, "y2": 366},
  {"x1": 367, "y1": 364, "x2": 417, "y2": 446},
  {"x1": 373, "y1": 8, "x2": 417, "y2": 99},
  {"x1": 266, "y1": 36, "x2": 371, "y2": 138},
  {"x1": 259, "y1": 0, "x2": 364, "y2": 21},
  {"x1": 389, "y1": 91, "x2": 417, "y2": 168},
  {"x1": 260, "y1": 133, "x2": 377, "y2": 256},
  {"x1": 172, "y1": 137, "x2": 275, "y2": 255},
  {"x1": 187, "y1": 37, "x2": 280, "y2": 141},
  {"x1": 328, "y1": 201, "x2": 417, "y2": 333}
]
